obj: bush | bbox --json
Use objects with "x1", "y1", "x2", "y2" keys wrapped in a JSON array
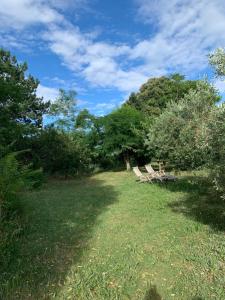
[
  {"x1": 0, "y1": 152, "x2": 43, "y2": 219},
  {"x1": 31, "y1": 128, "x2": 93, "y2": 177}
]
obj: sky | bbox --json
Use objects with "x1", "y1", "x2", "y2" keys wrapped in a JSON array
[{"x1": 1, "y1": 0, "x2": 225, "y2": 115}]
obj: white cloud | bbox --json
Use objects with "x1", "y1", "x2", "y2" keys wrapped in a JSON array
[
  {"x1": 42, "y1": 0, "x2": 225, "y2": 93},
  {"x1": 41, "y1": 24, "x2": 146, "y2": 92},
  {"x1": 1, "y1": 0, "x2": 225, "y2": 97},
  {"x1": 0, "y1": 0, "x2": 88, "y2": 29},
  {"x1": 0, "y1": 0, "x2": 64, "y2": 29},
  {"x1": 36, "y1": 84, "x2": 59, "y2": 102},
  {"x1": 95, "y1": 102, "x2": 117, "y2": 110},
  {"x1": 134, "y1": 0, "x2": 225, "y2": 73}
]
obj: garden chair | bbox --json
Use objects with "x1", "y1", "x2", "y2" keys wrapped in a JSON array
[
  {"x1": 133, "y1": 166, "x2": 153, "y2": 183},
  {"x1": 145, "y1": 164, "x2": 177, "y2": 181}
]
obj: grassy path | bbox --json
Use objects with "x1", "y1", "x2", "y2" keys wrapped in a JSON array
[{"x1": 1, "y1": 172, "x2": 225, "y2": 299}]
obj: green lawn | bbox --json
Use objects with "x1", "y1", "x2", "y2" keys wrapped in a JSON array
[{"x1": 1, "y1": 171, "x2": 225, "y2": 299}]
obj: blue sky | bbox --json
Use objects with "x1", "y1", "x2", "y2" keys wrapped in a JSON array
[{"x1": 1, "y1": 0, "x2": 225, "y2": 115}]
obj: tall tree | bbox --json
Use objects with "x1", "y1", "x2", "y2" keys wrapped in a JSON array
[
  {"x1": 0, "y1": 49, "x2": 49, "y2": 148},
  {"x1": 126, "y1": 74, "x2": 198, "y2": 117},
  {"x1": 102, "y1": 105, "x2": 145, "y2": 170}
]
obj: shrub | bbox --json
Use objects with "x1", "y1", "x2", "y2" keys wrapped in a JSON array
[
  {"x1": 0, "y1": 152, "x2": 43, "y2": 219},
  {"x1": 32, "y1": 128, "x2": 93, "y2": 177}
]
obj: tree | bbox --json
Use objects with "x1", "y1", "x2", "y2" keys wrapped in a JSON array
[
  {"x1": 145, "y1": 81, "x2": 219, "y2": 169},
  {"x1": 208, "y1": 47, "x2": 225, "y2": 199},
  {"x1": 0, "y1": 49, "x2": 49, "y2": 148},
  {"x1": 209, "y1": 48, "x2": 225, "y2": 77},
  {"x1": 126, "y1": 74, "x2": 198, "y2": 117},
  {"x1": 207, "y1": 104, "x2": 225, "y2": 199},
  {"x1": 49, "y1": 89, "x2": 77, "y2": 131},
  {"x1": 75, "y1": 109, "x2": 103, "y2": 145},
  {"x1": 75, "y1": 109, "x2": 96, "y2": 130},
  {"x1": 102, "y1": 105, "x2": 145, "y2": 171}
]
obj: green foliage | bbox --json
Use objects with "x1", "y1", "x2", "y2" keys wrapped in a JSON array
[
  {"x1": 75, "y1": 107, "x2": 148, "y2": 170},
  {"x1": 102, "y1": 105, "x2": 146, "y2": 170},
  {"x1": 0, "y1": 153, "x2": 24, "y2": 217},
  {"x1": 209, "y1": 48, "x2": 225, "y2": 77},
  {"x1": 49, "y1": 89, "x2": 77, "y2": 130},
  {"x1": 75, "y1": 110, "x2": 106, "y2": 167},
  {"x1": 75, "y1": 109, "x2": 96, "y2": 130},
  {"x1": 145, "y1": 81, "x2": 219, "y2": 169},
  {"x1": 33, "y1": 128, "x2": 92, "y2": 176},
  {"x1": 126, "y1": 73, "x2": 198, "y2": 117},
  {"x1": 207, "y1": 47, "x2": 225, "y2": 199},
  {"x1": 207, "y1": 104, "x2": 225, "y2": 199},
  {"x1": 0, "y1": 152, "x2": 43, "y2": 218},
  {"x1": 0, "y1": 49, "x2": 49, "y2": 147}
]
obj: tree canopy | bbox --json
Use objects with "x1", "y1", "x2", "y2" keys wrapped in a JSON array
[
  {"x1": 102, "y1": 105, "x2": 145, "y2": 170},
  {"x1": 0, "y1": 49, "x2": 49, "y2": 148},
  {"x1": 209, "y1": 48, "x2": 225, "y2": 77},
  {"x1": 145, "y1": 81, "x2": 220, "y2": 169},
  {"x1": 126, "y1": 74, "x2": 199, "y2": 117},
  {"x1": 49, "y1": 89, "x2": 77, "y2": 131}
]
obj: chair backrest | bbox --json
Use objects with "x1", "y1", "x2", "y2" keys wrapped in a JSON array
[
  {"x1": 145, "y1": 164, "x2": 155, "y2": 174},
  {"x1": 133, "y1": 166, "x2": 143, "y2": 177}
]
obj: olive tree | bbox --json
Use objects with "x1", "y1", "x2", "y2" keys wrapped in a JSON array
[{"x1": 145, "y1": 81, "x2": 219, "y2": 169}]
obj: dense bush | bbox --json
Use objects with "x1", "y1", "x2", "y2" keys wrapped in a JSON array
[{"x1": 31, "y1": 128, "x2": 93, "y2": 177}]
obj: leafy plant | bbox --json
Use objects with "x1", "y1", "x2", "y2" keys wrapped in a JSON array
[
  {"x1": 0, "y1": 152, "x2": 43, "y2": 219},
  {"x1": 145, "y1": 81, "x2": 219, "y2": 169},
  {"x1": 126, "y1": 73, "x2": 199, "y2": 117},
  {"x1": 102, "y1": 105, "x2": 146, "y2": 170}
]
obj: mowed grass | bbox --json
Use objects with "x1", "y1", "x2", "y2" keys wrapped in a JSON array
[{"x1": 1, "y1": 171, "x2": 225, "y2": 299}]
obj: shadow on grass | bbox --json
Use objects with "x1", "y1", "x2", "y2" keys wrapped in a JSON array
[
  {"x1": 161, "y1": 175, "x2": 225, "y2": 232},
  {"x1": 143, "y1": 285, "x2": 204, "y2": 300},
  {"x1": 144, "y1": 285, "x2": 162, "y2": 300},
  {"x1": 0, "y1": 177, "x2": 118, "y2": 299}
]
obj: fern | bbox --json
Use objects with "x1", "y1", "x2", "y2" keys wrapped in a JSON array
[{"x1": 0, "y1": 152, "x2": 43, "y2": 219}]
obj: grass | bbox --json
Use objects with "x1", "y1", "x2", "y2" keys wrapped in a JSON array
[{"x1": 0, "y1": 171, "x2": 225, "y2": 299}]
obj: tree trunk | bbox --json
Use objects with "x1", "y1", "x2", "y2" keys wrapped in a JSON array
[{"x1": 124, "y1": 154, "x2": 131, "y2": 171}]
